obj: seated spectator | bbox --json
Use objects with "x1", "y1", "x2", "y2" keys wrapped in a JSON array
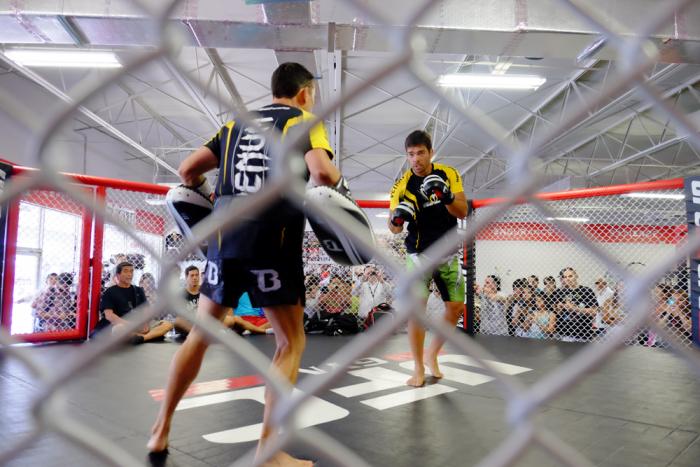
[
  {"x1": 305, "y1": 278, "x2": 322, "y2": 317},
  {"x1": 352, "y1": 265, "x2": 391, "y2": 319},
  {"x1": 139, "y1": 273, "x2": 157, "y2": 305},
  {"x1": 166, "y1": 265, "x2": 203, "y2": 336},
  {"x1": 223, "y1": 292, "x2": 272, "y2": 335},
  {"x1": 31, "y1": 272, "x2": 76, "y2": 332},
  {"x1": 553, "y1": 267, "x2": 598, "y2": 341},
  {"x1": 426, "y1": 282, "x2": 445, "y2": 320},
  {"x1": 93, "y1": 261, "x2": 172, "y2": 345},
  {"x1": 474, "y1": 275, "x2": 507, "y2": 335},
  {"x1": 601, "y1": 281, "x2": 625, "y2": 328},
  {"x1": 318, "y1": 275, "x2": 352, "y2": 318},
  {"x1": 640, "y1": 283, "x2": 671, "y2": 346},
  {"x1": 659, "y1": 289, "x2": 691, "y2": 341},
  {"x1": 593, "y1": 277, "x2": 614, "y2": 332}
]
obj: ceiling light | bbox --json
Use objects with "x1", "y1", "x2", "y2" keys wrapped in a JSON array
[
  {"x1": 5, "y1": 49, "x2": 122, "y2": 68},
  {"x1": 437, "y1": 74, "x2": 546, "y2": 90},
  {"x1": 621, "y1": 192, "x2": 685, "y2": 200},
  {"x1": 545, "y1": 217, "x2": 589, "y2": 223}
]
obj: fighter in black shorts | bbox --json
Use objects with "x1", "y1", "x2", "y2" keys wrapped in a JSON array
[{"x1": 148, "y1": 63, "x2": 344, "y2": 467}]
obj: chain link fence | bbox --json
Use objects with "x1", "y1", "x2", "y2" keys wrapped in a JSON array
[
  {"x1": 471, "y1": 188, "x2": 691, "y2": 348},
  {"x1": 1, "y1": 0, "x2": 699, "y2": 466}
]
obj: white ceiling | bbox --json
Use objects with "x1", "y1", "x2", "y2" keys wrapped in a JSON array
[{"x1": 0, "y1": 0, "x2": 698, "y2": 199}]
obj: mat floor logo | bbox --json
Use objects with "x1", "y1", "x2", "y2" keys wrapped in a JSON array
[{"x1": 154, "y1": 353, "x2": 531, "y2": 444}]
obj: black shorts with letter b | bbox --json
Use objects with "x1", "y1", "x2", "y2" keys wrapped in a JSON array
[{"x1": 199, "y1": 257, "x2": 306, "y2": 309}]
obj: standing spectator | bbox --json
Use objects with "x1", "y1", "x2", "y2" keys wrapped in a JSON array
[
  {"x1": 31, "y1": 272, "x2": 76, "y2": 332},
  {"x1": 474, "y1": 275, "x2": 507, "y2": 335},
  {"x1": 352, "y1": 265, "x2": 391, "y2": 319},
  {"x1": 528, "y1": 295, "x2": 556, "y2": 338},
  {"x1": 528, "y1": 275, "x2": 541, "y2": 294},
  {"x1": 511, "y1": 285, "x2": 536, "y2": 337},
  {"x1": 505, "y1": 278, "x2": 528, "y2": 336},
  {"x1": 541, "y1": 276, "x2": 558, "y2": 312},
  {"x1": 94, "y1": 261, "x2": 172, "y2": 344},
  {"x1": 641, "y1": 283, "x2": 671, "y2": 346},
  {"x1": 553, "y1": 267, "x2": 598, "y2": 341},
  {"x1": 593, "y1": 277, "x2": 614, "y2": 332}
]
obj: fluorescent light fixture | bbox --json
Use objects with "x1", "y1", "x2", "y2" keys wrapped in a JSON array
[
  {"x1": 5, "y1": 49, "x2": 122, "y2": 68},
  {"x1": 375, "y1": 213, "x2": 389, "y2": 218},
  {"x1": 621, "y1": 192, "x2": 685, "y2": 200},
  {"x1": 545, "y1": 216, "x2": 589, "y2": 223},
  {"x1": 437, "y1": 73, "x2": 546, "y2": 90}
]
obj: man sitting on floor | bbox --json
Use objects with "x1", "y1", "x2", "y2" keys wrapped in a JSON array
[{"x1": 93, "y1": 261, "x2": 172, "y2": 344}]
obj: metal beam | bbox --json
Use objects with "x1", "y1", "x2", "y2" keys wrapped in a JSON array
[
  {"x1": 5, "y1": 1, "x2": 700, "y2": 63},
  {"x1": 117, "y1": 82, "x2": 189, "y2": 146},
  {"x1": 162, "y1": 58, "x2": 221, "y2": 131},
  {"x1": 0, "y1": 51, "x2": 178, "y2": 175},
  {"x1": 476, "y1": 70, "x2": 700, "y2": 191},
  {"x1": 204, "y1": 48, "x2": 246, "y2": 113}
]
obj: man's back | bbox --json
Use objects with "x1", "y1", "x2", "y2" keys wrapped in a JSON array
[{"x1": 204, "y1": 104, "x2": 333, "y2": 260}]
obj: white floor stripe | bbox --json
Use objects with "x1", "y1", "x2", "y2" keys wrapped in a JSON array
[
  {"x1": 438, "y1": 354, "x2": 532, "y2": 375},
  {"x1": 360, "y1": 385, "x2": 457, "y2": 410},
  {"x1": 399, "y1": 361, "x2": 494, "y2": 386},
  {"x1": 331, "y1": 367, "x2": 411, "y2": 397}
]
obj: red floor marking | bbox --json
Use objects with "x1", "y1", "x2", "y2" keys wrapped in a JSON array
[{"x1": 149, "y1": 374, "x2": 264, "y2": 401}]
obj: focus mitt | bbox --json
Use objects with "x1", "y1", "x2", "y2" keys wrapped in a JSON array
[
  {"x1": 165, "y1": 178, "x2": 213, "y2": 257},
  {"x1": 306, "y1": 185, "x2": 374, "y2": 266}
]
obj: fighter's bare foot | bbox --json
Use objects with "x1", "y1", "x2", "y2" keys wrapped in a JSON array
[
  {"x1": 147, "y1": 424, "x2": 169, "y2": 453},
  {"x1": 261, "y1": 451, "x2": 313, "y2": 466},
  {"x1": 425, "y1": 355, "x2": 443, "y2": 379},
  {"x1": 406, "y1": 366, "x2": 425, "y2": 387}
]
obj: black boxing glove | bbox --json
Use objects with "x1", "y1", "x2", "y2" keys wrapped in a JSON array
[
  {"x1": 421, "y1": 174, "x2": 454, "y2": 204},
  {"x1": 390, "y1": 201, "x2": 416, "y2": 227}
]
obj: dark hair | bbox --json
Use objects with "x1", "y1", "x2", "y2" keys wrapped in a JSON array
[
  {"x1": 513, "y1": 278, "x2": 527, "y2": 289},
  {"x1": 271, "y1": 62, "x2": 314, "y2": 99},
  {"x1": 404, "y1": 130, "x2": 432, "y2": 151},
  {"x1": 559, "y1": 267, "x2": 575, "y2": 278},
  {"x1": 529, "y1": 275, "x2": 538, "y2": 282},
  {"x1": 543, "y1": 276, "x2": 556, "y2": 285},
  {"x1": 184, "y1": 265, "x2": 199, "y2": 277},
  {"x1": 115, "y1": 262, "x2": 133, "y2": 275},
  {"x1": 57, "y1": 272, "x2": 73, "y2": 287},
  {"x1": 486, "y1": 274, "x2": 501, "y2": 291}
]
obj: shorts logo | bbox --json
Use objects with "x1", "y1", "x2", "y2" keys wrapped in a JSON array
[
  {"x1": 251, "y1": 269, "x2": 281, "y2": 292},
  {"x1": 205, "y1": 262, "x2": 219, "y2": 286},
  {"x1": 322, "y1": 239, "x2": 342, "y2": 252}
]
